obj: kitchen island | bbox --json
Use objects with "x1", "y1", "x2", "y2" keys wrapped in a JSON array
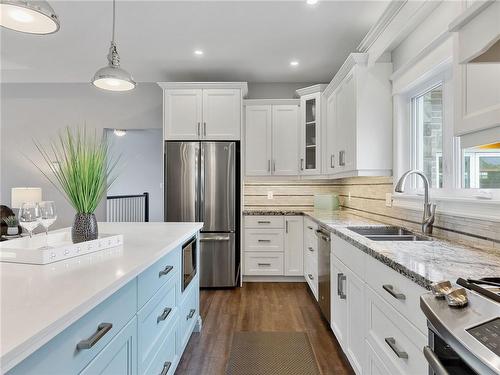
[{"x1": 1, "y1": 222, "x2": 203, "y2": 374}]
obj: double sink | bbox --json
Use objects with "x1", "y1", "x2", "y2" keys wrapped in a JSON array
[{"x1": 347, "y1": 226, "x2": 432, "y2": 242}]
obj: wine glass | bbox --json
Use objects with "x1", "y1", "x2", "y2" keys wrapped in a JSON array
[
  {"x1": 39, "y1": 201, "x2": 57, "y2": 235},
  {"x1": 18, "y1": 202, "x2": 41, "y2": 238}
]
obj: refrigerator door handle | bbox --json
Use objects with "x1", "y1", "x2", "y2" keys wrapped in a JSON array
[
  {"x1": 199, "y1": 142, "x2": 205, "y2": 224},
  {"x1": 200, "y1": 235, "x2": 231, "y2": 242}
]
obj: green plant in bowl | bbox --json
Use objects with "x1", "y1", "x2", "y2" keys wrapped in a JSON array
[{"x1": 33, "y1": 127, "x2": 119, "y2": 243}]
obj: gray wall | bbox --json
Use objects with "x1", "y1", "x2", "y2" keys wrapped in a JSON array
[
  {"x1": 106, "y1": 128, "x2": 163, "y2": 222},
  {"x1": 247, "y1": 82, "x2": 317, "y2": 99},
  {"x1": 0, "y1": 83, "x2": 162, "y2": 229}
]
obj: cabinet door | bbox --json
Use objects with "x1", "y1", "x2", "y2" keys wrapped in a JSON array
[
  {"x1": 330, "y1": 255, "x2": 348, "y2": 348},
  {"x1": 300, "y1": 93, "x2": 321, "y2": 175},
  {"x1": 346, "y1": 267, "x2": 365, "y2": 375},
  {"x1": 164, "y1": 89, "x2": 202, "y2": 140},
  {"x1": 202, "y1": 89, "x2": 241, "y2": 140},
  {"x1": 245, "y1": 105, "x2": 272, "y2": 175},
  {"x1": 272, "y1": 105, "x2": 299, "y2": 175},
  {"x1": 324, "y1": 92, "x2": 337, "y2": 174},
  {"x1": 80, "y1": 317, "x2": 137, "y2": 375},
  {"x1": 284, "y1": 216, "x2": 303, "y2": 276},
  {"x1": 335, "y1": 71, "x2": 356, "y2": 173}
]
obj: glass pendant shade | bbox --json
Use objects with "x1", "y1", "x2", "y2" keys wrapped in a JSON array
[{"x1": 0, "y1": 0, "x2": 59, "y2": 34}]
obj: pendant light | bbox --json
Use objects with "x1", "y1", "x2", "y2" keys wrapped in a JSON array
[
  {"x1": 0, "y1": 0, "x2": 59, "y2": 34},
  {"x1": 92, "y1": 0, "x2": 135, "y2": 92}
]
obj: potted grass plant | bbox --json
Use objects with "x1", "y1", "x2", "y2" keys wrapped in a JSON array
[
  {"x1": 3, "y1": 216, "x2": 19, "y2": 236},
  {"x1": 33, "y1": 127, "x2": 119, "y2": 243}
]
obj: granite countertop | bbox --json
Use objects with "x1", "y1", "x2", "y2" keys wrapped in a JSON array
[
  {"x1": 243, "y1": 209, "x2": 500, "y2": 290},
  {"x1": 0, "y1": 222, "x2": 203, "y2": 373}
]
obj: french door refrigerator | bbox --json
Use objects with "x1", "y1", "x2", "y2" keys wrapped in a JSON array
[{"x1": 165, "y1": 141, "x2": 240, "y2": 288}]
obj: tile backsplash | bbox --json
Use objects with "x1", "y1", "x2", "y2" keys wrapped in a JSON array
[{"x1": 244, "y1": 177, "x2": 499, "y2": 251}]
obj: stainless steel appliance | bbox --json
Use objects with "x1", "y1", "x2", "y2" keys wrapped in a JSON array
[
  {"x1": 181, "y1": 236, "x2": 197, "y2": 292},
  {"x1": 165, "y1": 141, "x2": 240, "y2": 288},
  {"x1": 316, "y1": 226, "x2": 331, "y2": 323},
  {"x1": 421, "y1": 278, "x2": 500, "y2": 375}
]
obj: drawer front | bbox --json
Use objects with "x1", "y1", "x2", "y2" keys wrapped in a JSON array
[
  {"x1": 138, "y1": 247, "x2": 180, "y2": 308},
  {"x1": 244, "y1": 229, "x2": 284, "y2": 252},
  {"x1": 365, "y1": 255, "x2": 427, "y2": 334},
  {"x1": 80, "y1": 317, "x2": 137, "y2": 375},
  {"x1": 137, "y1": 276, "x2": 177, "y2": 374},
  {"x1": 245, "y1": 216, "x2": 284, "y2": 229},
  {"x1": 366, "y1": 340, "x2": 391, "y2": 375},
  {"x1": 365, "y1": 287, "x2": 427, "y2": 375},
  {"x1": 332, "y1": 235, "x2": 365, "y2": 279},
  {"x1": 8, "y1": 280, "x2": 137, "y2": 375},
  {"x1": 304, "y1": 254, "x2": 318, "y2": 299},
  {"x1": 143, "y1": 320, "x2": 178, "y2": 375},
  {"x1": 304, "y1": 218, "x2": 318, "y2": 246},
  {"x1": 177, "y1": 281, "x2": 199, "y2": 353},
  {"x1": 244, "y1": 252, "x2": 284, "y2": 275}
]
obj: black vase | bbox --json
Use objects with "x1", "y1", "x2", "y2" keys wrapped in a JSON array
[{"x1": 72, "y1": 213, "x2": 98, "y2": 243}]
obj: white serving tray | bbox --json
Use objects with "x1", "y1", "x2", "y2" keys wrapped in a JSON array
[{"x1": 0, "y1": 229, "x2": 123, "y2": 265}]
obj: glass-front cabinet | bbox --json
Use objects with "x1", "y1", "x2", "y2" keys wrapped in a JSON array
[{"x1": 297, "y1": 85, "x2": 325, "y2": 175}]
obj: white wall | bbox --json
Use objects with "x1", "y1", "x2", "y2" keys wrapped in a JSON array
[
  {"x1": 106, "y1": 128, "x2": 163, "y2": 222},
  {"x1": 0, "y1": 83, "x2": 162, "y2": 229}
]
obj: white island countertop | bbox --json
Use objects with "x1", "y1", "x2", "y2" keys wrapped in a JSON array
[{"x1": 0, "y1": 222, "x2": 203, "y2": 373}]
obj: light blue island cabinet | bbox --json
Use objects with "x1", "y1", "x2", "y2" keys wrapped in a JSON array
[{"x1": 4, "y1": 225, "x2": 201, "y2": 375}]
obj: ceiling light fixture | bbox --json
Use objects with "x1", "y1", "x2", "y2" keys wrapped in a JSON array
[
  {"x1": 0, "y1": 0, "x2": 60, "y2": 34},
  {"x1": 113, "y1": 129, "x2": 127, "y2": 137},
  {"x1": 92, "y1": 0, "x2": 135, "y2": 92},
  {"x1": 306, "y1": 0, "x2": 318, "y2": 5},
  {"x1": 194, "y1": 50, "x2": 204, "y2": 56},
  {"x1": 290, "y1": 61, "x2": 299, "y2": 67}
]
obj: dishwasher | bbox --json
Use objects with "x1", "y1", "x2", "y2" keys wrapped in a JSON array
[{"x1": 316, "y1": 226, "x2": 331, "y2": 323}]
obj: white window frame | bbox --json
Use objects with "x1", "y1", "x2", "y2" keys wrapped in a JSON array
[{"x1": 393, "y1": 60, "x2": 500, "y2": 221}]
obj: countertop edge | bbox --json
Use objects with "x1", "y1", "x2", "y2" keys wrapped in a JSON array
[{"x1": 1, "y1": 223, "x2": 203, "y2": 373}]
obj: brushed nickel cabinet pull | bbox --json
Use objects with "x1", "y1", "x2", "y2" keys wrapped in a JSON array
[
  {"x1": 157, "y1": 307, "x2": 172, "y2": 323},
  {"x1": 257, "y1": 220, "x2": 271, "y2": 224},
  {"x1": 383, "y1": 284, "x2": 406, "y2": 300},
  {"x1": 272, "y1": 160, "x2": 276, "y2": 172},
  {"x1": 300, "y1": 158, "x2": 304, "y2": 171},
  {"x1": 268, "y1": 160, "x2": 271, "y2": 172},
  {"x1": 339, "y1": 273, "x2": 347, "y2": 299},
  {"x1": 197, "y1": 122, "x2": 200, "y2": 136},
  {"x1": 258, "y1": 263, "x2": 271, "y2": 266},
  {"x1": 285, "y1": 220, "x2": 289, "y2": 233},
  {"x1": 186, "y1": 308, "x2": 196, "y2": 320},
  {"x1": 330, "y1": 154, "x2": 335, "y2": 168},
  {"x1": 77, "y1": 323, "x2": 113, "y2": 350},
  {"x1": 159, "y1": 265, "x2": 174, "y2": 278},
  {"x1": 203, "y1": 122, "x2": 207, "y2": 136},
  {"x1": 160, "y1": 361, "x2": 172, "y2": 375},
  {"x1": 385, "y1": 337, "x2": 408, "y2": 359},
  {"x1": 258, "y1": 239, "x2": 271, "y2": 242}
]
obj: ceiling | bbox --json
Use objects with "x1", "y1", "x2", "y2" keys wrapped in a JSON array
[{"x1": 0, "y1": 1, "x2": 389, "y2": 84}]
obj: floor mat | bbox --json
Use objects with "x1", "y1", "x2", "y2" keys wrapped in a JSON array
[{"x1": 225, "y1": 332, "x2": 321, "y2": 375}]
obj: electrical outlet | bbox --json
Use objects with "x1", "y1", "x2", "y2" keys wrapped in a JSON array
[
  {"x1": 385, "y1": 193, "x2": 393, "y2": 207},
  {"x1": 267, "y1": 191, "x2": 273, "y2": 199}
]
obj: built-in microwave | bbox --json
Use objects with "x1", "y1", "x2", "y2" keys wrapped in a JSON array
[{"x1": 182, "y1": 236, "x2": 197, "y2": 292}]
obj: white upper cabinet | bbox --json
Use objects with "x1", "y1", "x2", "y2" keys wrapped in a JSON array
[
  {"x1": 245, "y1": 105, "x2": 272, "y2": 176},
  {"x1": 202, "y1": 89, "x2": 242, "y2": 139},
  {"x1": 272, "y1": 105, "x2": 300, "y2": 175},
  {"x1": 450, "y1": 1, "x2": 500, "y2": 135},
  {"x1": 163, "y1": 89, "x2": 202, "y2": 140},
  {"x1": 244, "y1": 100, "x2": 300, "y2": 177},
  {"x1": 322, "y1": 53, "x2": 393, "y2": 178},
  {"x1": 297, "y1": 85, "x2": 327, "y2": 175},
  {"x1": 159, "y1": 83, "x2": 247, "y2": 141}
]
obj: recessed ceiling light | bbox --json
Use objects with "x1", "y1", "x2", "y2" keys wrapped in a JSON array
[
  {"x1": 113, "y1": 129, "x2": 127, "y2": 137},
  {"x1": 194, "y1": 50, "x2": 204, "y2": 56},
  {"x1": 306, "y1": 0, "x2": 318, "y2": 4},
  {"x1": 290, "y1": 61, "x2": 299, "y2": 67}
]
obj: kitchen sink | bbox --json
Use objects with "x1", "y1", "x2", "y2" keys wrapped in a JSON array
[{"x1": 346, "y1": 226, "x2": 432, "y2": 242}]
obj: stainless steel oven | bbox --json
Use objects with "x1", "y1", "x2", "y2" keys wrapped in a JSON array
[{"x1": 182, "y1": 236, "x2": 197, "y2": 292}]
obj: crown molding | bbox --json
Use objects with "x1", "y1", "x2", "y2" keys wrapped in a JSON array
[
  {"x1": 295, "y1": 84, "x2": 328, "y2": 97},
  {"x1": 357, "y1": 0, "x2": 407, "y2": 52},
  {"x1": 157, "y1": 82, "x2": 248, "y2": 97},
  {"x1": 322, "y1": 53, "x2": 368, "y2": 97}
]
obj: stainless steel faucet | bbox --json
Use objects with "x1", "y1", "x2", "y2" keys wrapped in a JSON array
[{"x1": 395, "y1": 169, "x2": 436, "y2": 235}]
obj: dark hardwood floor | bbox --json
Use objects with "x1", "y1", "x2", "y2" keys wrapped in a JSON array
[{"x1": 176, "y1": 282, "x2": 354, "y2": 375}]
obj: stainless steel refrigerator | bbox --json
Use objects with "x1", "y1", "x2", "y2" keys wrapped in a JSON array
[{"x1": 164, "y1": 141, "x2": 240, "y2": 288}]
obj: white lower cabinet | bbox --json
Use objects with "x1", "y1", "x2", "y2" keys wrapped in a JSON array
[
  {"x1": 330, "y1": 234, "x2": 428, "y2": 375},
  {"x1": 303, "y1": 218, "x2": 319, "y2": 299},
  {"x1": 243, "y1": 215, "x2": 303, "y2": 277}
]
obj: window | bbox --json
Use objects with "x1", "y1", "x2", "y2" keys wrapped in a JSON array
[
  {"x1": 411, "y1": 84, "x2": 443, "y2": 189},
  {"x1": 462, "y1": 143, "x2": 500, "y2": 189}
]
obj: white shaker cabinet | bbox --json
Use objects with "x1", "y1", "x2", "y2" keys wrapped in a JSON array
[
  {"x1": 322, "y1": 54, "x2": 393, "y2": 178},
  {"x1": 284, "y1": 216, "x2": 303, "y2": 276},
  {"x1": 244, "y1": 100, "x2": 300, "y2": 177},
  {"x1": 159, "y1": 82, "x2": 248, "y2": 141}
]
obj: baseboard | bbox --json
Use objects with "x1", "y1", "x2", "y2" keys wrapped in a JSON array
[{"x1": 243, "y1": 275, "x2": 306, "y2": 283}]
